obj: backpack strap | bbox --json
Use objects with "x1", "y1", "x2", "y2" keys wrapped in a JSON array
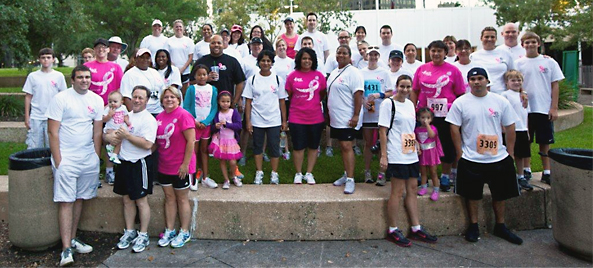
[{"x1": 388, "y1": 98, "x2": 396, "y2": 131}]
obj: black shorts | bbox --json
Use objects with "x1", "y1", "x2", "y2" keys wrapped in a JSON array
[
  {"x1": 181, "y1": 74, "x2": 191, "y2": 84},
  {"x1": 330, "y1": 127, "x2": 358, "y2": 141},
  {"x1": 158, "y1": 172, "x2": 191, "y2": 190},
  {"x1": 455, "y1": 156, "x2": 520, "y2": 201},
  {"x1": 385, "y1": 162, "x2": 420, "y2": 180},
  {"x1": 113, "y1": 155, "x2": 154, "y2": 200},
  {"x1": 362, "y1": 123, "x2": 378, "y2": 129},
  {"x1": 528, "y1": 113, "x2": 554, "y2": 145},
  {"x1": 433, "y1": 117, "x2": 456, "y2": 163},
  {"x1": 289, "y1": 122, "x2": 324, "y2": 150},
  {"x1": 503, "y1": 131, "x2": 531, "y2": 158},
  {"x1": 252, "y1": 126, "x2": 281, "y2": 157}
]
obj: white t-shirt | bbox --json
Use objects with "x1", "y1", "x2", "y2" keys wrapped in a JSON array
[
  {"x1": 193, "y1": 40, "x2": 210, "y2": 60},
  {"x1": 111, "y1": 58, "x2": 129, "y2": 72},
  {"x1": 324, "y1": 54, "x2": 339, "y2": 74},
  {"x1": 140, "y1": 34, "x2": 169, "y2": 64},
  {"x1": 45, "y1": 88, "x2": 103, "y2": 157},
  {"x1": 402, "y1": 60, "x2": 423, "y2": 75},
  {"x1": 360, "y1": 66, "x2": 394, "y2": 123},
  {"x1": 119, "y1": 109, "x2": 157, "y2": 162},
  {"x1": 242, "y1": 73, "x2": 288, "y2": 127},
  {"x1": 224, "y1": 46, "x2": 243, "y2": 63},
  {"x1": 452, "y1": 61, "x2": 477, "y2": 93},
  {"x1": 231, "y1": 43, "x2": 249, "y2": 58},
  {"x1": 22, "y1": 70, "x2": 68, "y2": 120},
  {"x1": 388, "y1": 68, "x2": 414, "y2": 88},
  {"x1": 166, "y1": 36, "x2": 194, "y2": 75},
  {"x1": 496, "y1": 44, "x2": 526, "y2": 61},
  {"x1": 327, "y1": 65, "x2": 364, "y2": 129},
  {"x1": 272, "y1": 56, "x2": 295, "y2": 81},
  {"x1": 379, "y1": 43, "x2": 403, "y2": 66},
  {"x1": 295, "y1": 31, "x2": 329, "y2": 63},
  {"x1": 514, "y1": 55, "x2": 565, "y2": 114},
  {"x1": 120, "y1": 66, "x2": 166, "y2": 114},
  {"x1": 355, "y1": 59, "x2": 388, "y2": 70},
  {"x1": 103, "y1": 105, "x2": 129, "y2": 131},
  {"x1": 501, "y1": 90, "x2": 528, "y2": 131},
  {"x1": 378, "y1": 98, "x2": 418, "y2": 164},
  {"x1": 470, "y1": 49, "x2": 514, "y2": 94},
  {"x1": 445, "y1": 92, "x2": 517, "y2": 163},
  {"x1": 158, "y1": 65, "x2": 182, "y2": 89},
  {"x1": 445, "y1": 56, "x2": 457, "y2": 63},
  {"x1": 242, "y1": 54, "x2": 258, "y2": 81}
]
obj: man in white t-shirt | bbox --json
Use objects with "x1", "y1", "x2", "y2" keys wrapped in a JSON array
[
  {"x1": 496, "y1": 23, "x2": 526, "y2": 61},
  {"x1": 108, "y1": 36, "x2": 130, "y2": 71},
  {"x1": 243, "y1": 37, "x2": 263, "y2": 79},
  {"x1": 23, "y1": 47, "x2": 67, "y2": 149},
  {"x1": 220, "y1": 28, "x2": 243, "y2": 62},
  {"x1": 514, "y1": 32, "x2": 565, "y2": 185},
  {"x1": 140, "y1": 19, "x2": 168, "y2": 65},
  {"x1": 294, "y1": 12, "x2": 330, "y2": 63},
  {"x1": 120, "y1": 49, "x2": 166, "y2": 114},
  {"x1": 111, "y1": 85, "x2": 158, "y2": 253},
  {"x1": 325, "y1": 30, "x2": 353, "y2": 74},
  {"x1": 46, "y1": 65, "x2": 104, "y2": 266},
  {"x1": 378, "y1": 25, "x2": 403, "y2": 67},
  {"x1": 446, "y1": 67, "x2": 523, "y2": 246}
]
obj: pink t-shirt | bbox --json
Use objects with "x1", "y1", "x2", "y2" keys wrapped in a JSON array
[
  {"x1": 156, "y1": 106, "x2": 196, "y2": 175},
  {"x1": 281, "y1": 33, "x2": 299, "y2": 59},
  {"x1": 412, "y1": 62, "x2": 465, "y2": 117},
  {"x1": 285, "y1": 70, "x2": 327, "y2": 124},
  {"x1": 84, "y1": 60, "x2": 123, "y2": 106}
]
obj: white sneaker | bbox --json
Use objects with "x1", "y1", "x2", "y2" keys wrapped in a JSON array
[
  {"x1": 344, "y1": 178, "x2": 355, "y2": 194},
  {"x1": 189, "y1": 174, "x2": 198, "y2": 191},
  {"x1": 222, "y1": 180, "x2": 230, "y2": 189},
  {"x1": 59, "y1": 248, "x2": 74, "y2": 267},
  {"x1": 270, "y1": 171, "x2": 279, "y2": 185},
  {"x1": 105, "y1": 170, "x2": 115, "y2": 185},
  {"x1": 254, "y1": 171, "x2": 264, "y2": 185},
  {"x1": 233, "y1": 176, "x2": 243, "y2": 187},
  {"x1": 293, "y1": 173, "x2": 303, "y2": 184},
  {"x1": 117, "y1": 229, "x2": 138, "y2": 249},
  {"x1": 333, "y1": 172, "x2": 347, "y2": 186},
  {"x1": 132, "y1": 233, "x2": 149, "y2": 253},
  {"x1": 71, "y1": 238, "x2": 93, "y2": 253},
  {"x1": 158, "y1": 229, "x2": 177, "y2": 247},
  {"x1": 305, "y1": 173, "x2": 316, "y2": 185},
  {"x1": 201, "y1": 177, "x2": 218, "y2": 189}
]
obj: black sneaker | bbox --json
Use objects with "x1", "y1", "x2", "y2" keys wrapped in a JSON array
[
  {"x1": 518, "y1": 178, "x2": 534, "y2": 191},
  {"x1": 408, "y1": 227, "x2": 438, "y2": 243},
  {"x1": 524, "y1": 170, "x2": 532, "y2": 181},
  {"x1": 386, "y1": 229, "x2": 411, "y2": 247},
  {"x1": 541, "y1": 174, "x2": 551, "y2": 185},
  {"x1": 493, "y1": 223, "x2": 523, "y2": 245},
  {"x1": 465, "y1": 223, "x2": 480, "y2": 242},
  {"x1": 440, "y1": 175, "x2": 451, "y2": 192}
]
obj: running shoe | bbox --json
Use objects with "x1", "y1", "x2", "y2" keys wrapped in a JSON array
[
  {"x1": 201, "y1": 177, "x2": 218, "y2": 189},
  {"x1": 170, "y1": 230, "x2": 191, "y2": 248},
  {"x1": 376, "y1": 173, "x2": 386, "y2": 186},
  {"x1": 105, "y1": 170, "x2": 115, "y2": 185},
  {"x1": 305, "y1": 173, "x2": 316, "y2": 185},
  {"x1": 222, "y1": 180, "x2": 230, "y2": 190},
  {"x1": 333, "y1": 172, "x2": 347, "y2": 186},
  {"x1": 59, "y1": 247, "x2": 74, "y2": 267},
  {"x1": 364, "y1": 170, "x2": 373, "y2": 183},
  {"x1": 541, "y1": 174, "x2": 551, "y2": 185},
  {"x1": 117, "y1": 229, "x2": 138, "y2": 249},
  {"x1": 430, "y1": 190, "x2": 440, "y2": 201},
  {"x1": 344, "y1": 178, "x2": 355, "y2": 194},
  {"x1": 293, "y1": 173, "x2": 303, "y2": 184},
  {"x1": 386, "y1": 229, "x2": 411, "y2": 247},
  {"x1": 254, "y1": 170, "x2": 264, "y2": 185},
  {"x1": 234, "y1": 167, "x2": 244, "y2": 179},
  {"x1": 518, "y1": 178, "x2": 534, "y2": 191},
  {"x1": 132, "y1": 233, "x2": 149, "y2": 253},
  {"x1": 71, "y1": 238, "x2": 93, "y2": 253},
  {"x1": 417, "y1": 186, "x2": 428, "y2": 196},
  {"x1": 524, "y1": 170, "x2": 532, "y2": 181},
  {"x1": 189, "y1": 174, "x2": 198, "y2": 191},
  {"x1": 465, "y1": 223, "x2": 480, "y2": 242},
  {"x1": 325, "y1": 146, "x2": 334, "y2": 157},
  {"x1": 408, "y1": 227, "x2": 438, "y2": 243},
  {"x1": 270, "y1": 171, "x2": 279, "y2": 185},
  {"x1": 439, "y1": 175, "x2": 451, "y2": 192},
  {"x1": 353, "y1": 145, "x2": 362, "y2": 156},
  {"x1": 263, "y1": 153, "x2": 270, "y2": 162},
  {"x1": 493, "y1": 223, "x2": 523, "y2": 245},
  {"x1": 233, "y1": 176, "x2": 243, "y2": 187},
  {"x1": 158, "y1": 229, "x2": 177, "y2": 247},
  {"x1": 238, "y1": 156, "x2": 246, "y2": 166}
]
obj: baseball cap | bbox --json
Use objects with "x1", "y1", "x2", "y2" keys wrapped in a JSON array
[
  {"x1": 220, "y1": 28, "x2": 230, "y2": 35},
  {"x1": 389, "y1": 50, "x2": 403, "y2": 59},
  {"x1": 136, "y1": 48, "x2": 151, "y2": 57},
  {"x1": 231, "y1": 25, "x2": 243, "y2": 33},
  {"x1": 152, "y1": 19, "x2": 163, "y2": 26},
  {"x1": 367, "y1": 46, "x2": 380, "y2": 54},
  {"x1": 284, "y1": 17, "x2": 294, "y2": 23},
  {"x1": 467, "y1": 67, "x2": 489, "y2": 80},
  {"x1": 250, "y1": 37, "x2": 263, "y2": 44},
  {"x1": 108, "y1": 36, "x2": 128, "y2": 53},
  {"x1": 93, "y1": 38, "x2": 109, "y2": 48}
]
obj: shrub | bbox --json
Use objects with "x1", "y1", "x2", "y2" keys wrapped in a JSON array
[
  {"x1": 0, "y1": 96, "x2": 24, "y2": 118},
  {"x1": 558, "y1": 80, "x2": 577, "y2": 109}
]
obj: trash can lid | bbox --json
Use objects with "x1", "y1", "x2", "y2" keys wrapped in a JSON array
[
  {"x1": 9, "y1": 148, "x2": 52, "y2": 171},
  {"x1": 548, "y1": 148, "x2": 592, "y2": 171}
]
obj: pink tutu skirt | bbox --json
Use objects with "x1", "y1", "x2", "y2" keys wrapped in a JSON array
[
  {"x1": 419, "y1": 147, "x2": 444, "y2": 166},
  {"x1": 209, "y1": 134, "x2": 243, "y2": 160}
]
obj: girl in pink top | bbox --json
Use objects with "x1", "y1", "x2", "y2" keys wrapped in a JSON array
[
  {"x1": 414, "y1": 108, "x2": 444, "y2": 201},
  {"x1": 154, "y1": 86, "x2": 196, "y2": 248}
]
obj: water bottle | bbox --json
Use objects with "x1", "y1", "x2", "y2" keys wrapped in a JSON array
[{"x1": 280, "y1": 131, "x2": 287, "y2": 149}]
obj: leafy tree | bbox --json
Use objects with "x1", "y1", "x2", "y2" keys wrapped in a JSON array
[
  {"x1": 438, "y1": 1, "x2": 462, "y2": 7},
  {"x1": 297, "y1": 0, "x2": 356, "y2": 34},
  {"x1": 0, "y1": 2, "x2": 30, "y2": 67}
]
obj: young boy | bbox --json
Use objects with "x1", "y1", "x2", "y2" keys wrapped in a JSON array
[
  {"x1": 23, "y1": 48, "x2": 68, "y2": 149},
  {"x1": 514, "y1": 32, "x2": 565, "y2": 185}
]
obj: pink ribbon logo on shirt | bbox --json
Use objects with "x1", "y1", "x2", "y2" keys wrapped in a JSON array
[
  {"x1": 539, "y1": 65, "x2": 547, "y2": 73},
  {"x1": 87, "y1": 106, "x2": 96, "y2": 115},
  {"x1": 421, "y1": 74, "x2": 450, "y2": 98},
  {"x1": 488, "y1": 108, "x2": 499, "y2": 117},
  {"x1": 51, "y1": 80, "x2": 57, "y2": 87},
  {"x1": 157, "y1": 118, "x2": 177, "y2": 149},
  {"x1": 90, "y1": 68, "x2": 115, "y2": 96}
]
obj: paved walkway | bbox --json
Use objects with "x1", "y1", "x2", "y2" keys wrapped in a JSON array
[{"x1": 101, "y1": 229, "x2": 591, "y2": 267}]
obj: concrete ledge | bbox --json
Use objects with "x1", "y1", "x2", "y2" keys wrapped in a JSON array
[
  {"x1": 0, "y1": 122, "x2": 27, "y2": 143},
  {"x1": 555, "y1": 102, "x2": 584, "y2": 132},
  {"x1": 0, "y1": 174, "x2": 552, "y2": 240}
]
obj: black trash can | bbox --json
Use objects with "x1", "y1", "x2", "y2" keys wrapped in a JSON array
[
  {"x1": 8, "y1": 148, "x2": 60, "y2": 251},
  {"x1": 549, "y1": 148, "x2": 592, "y2": 261}
]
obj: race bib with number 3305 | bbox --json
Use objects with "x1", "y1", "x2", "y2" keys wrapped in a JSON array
[
  {"x1": 476, "y1": 134, "x2": 498, "y2": 155},
  {"x1": 402, "y1": 133, "x2": 416, "y2": 154},
  {"x1": 427, "y1": 98, "x2": 448, "y2": 117}
]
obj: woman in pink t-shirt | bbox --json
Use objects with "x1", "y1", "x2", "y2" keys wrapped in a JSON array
[
  {"x1": 154, "y1": 86, "x2": 196, "y2": 248},
  {"x1": 410, "y1": 40, "x2": 465, "y2": 193},
  {"x1": 285, "y1": 47, "x2": 327, "y2": 185}
]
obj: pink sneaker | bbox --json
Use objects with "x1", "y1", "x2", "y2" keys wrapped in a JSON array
[
  {"x1": 417, "y1": 187, "x2": 428, "y2": 196},
  {"x1": 430, "y1": 190, "x2": 440, "y2": 201}
]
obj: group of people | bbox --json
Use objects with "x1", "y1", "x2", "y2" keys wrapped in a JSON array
[{"x1": 22, "y1": 12, "x2": 564, "y2": 266}]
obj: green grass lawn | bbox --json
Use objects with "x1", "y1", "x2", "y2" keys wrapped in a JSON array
[
  {"x1": 0, "y1": 67, "x2": 73, "y2": 77},
  {"x1": 0, "y1": 87, "x2": 23, "y2": 93},
  {"x1": 0, "y1": 142, "x2": 27, "y2": 175}
]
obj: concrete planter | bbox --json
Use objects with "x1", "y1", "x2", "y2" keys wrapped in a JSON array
[
  {"x1": 549, "y1": 148, "x2": 592, "y2": 261},
  {"x1": 8, "y1": 148, "x2": 59, "y2": 251}
]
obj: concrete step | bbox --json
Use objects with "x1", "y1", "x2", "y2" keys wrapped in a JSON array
[
  {"x1": 0, "y1": 174, "x2": 551, "y2": 240},
  {"x1": 0, "y1": 122, "x2": 27, "y2": 143}
]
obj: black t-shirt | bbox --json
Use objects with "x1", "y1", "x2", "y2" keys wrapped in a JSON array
[{"x1": 194, "y1": 54, "x2": 246, "y2": 97}]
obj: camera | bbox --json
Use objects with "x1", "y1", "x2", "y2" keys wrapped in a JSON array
[{"x1": 370, "y1": 140, "x2": 381, "y2": 154}]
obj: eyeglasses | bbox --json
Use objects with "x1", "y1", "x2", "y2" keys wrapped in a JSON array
[{"x1": 338, "y1": 36, "x2": 350, "y2": 40}]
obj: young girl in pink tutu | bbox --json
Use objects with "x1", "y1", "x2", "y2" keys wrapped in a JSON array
[
  {"x1": 209, "y1": 91, "x2": 243, "y2": 189},
  {"x1": 415, "y1": 108, "x2": 444, "y2": 201}
]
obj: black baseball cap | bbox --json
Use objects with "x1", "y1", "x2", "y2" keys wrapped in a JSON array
[
  {"x1": 389, "y1": 50, "x2": 403, "y2": 59},
  {"x1": 93, "y1": 38, "x2": 109, "y2": 48},
  {"x1": 250, "y1": 37, "x2": 263, "y2": 44},
  {"x1": 467, "y1": 67, "x2": 489, "y2": 80},
  {"x1": 284, "y1": 17, "x2": 294, "y2": 23}
]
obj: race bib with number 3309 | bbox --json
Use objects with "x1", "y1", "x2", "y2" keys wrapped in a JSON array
[
  {"x1": 427, "y1": 98, "x2": 448, "y2": 117},
  {"x1": 402, "y1": 133, "x2": 416, "y2": 154},
  {"x1": 476, "y1": 134, "x2": 498, "y2": 155}
]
